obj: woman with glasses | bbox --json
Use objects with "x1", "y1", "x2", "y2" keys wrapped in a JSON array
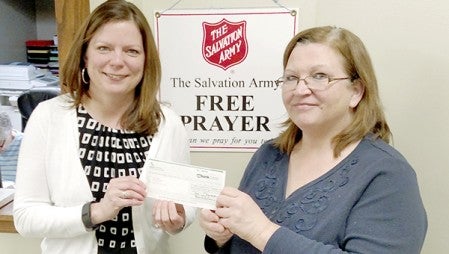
[{"x1": 199, "y1": 26, "x2": 427, "y2": 253}]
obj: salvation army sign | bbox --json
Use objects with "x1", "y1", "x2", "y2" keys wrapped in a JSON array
[
  {"x1": 202, "y1": 19, "x2": 248, "y2": 70},
  {"x1": 155, "y1": 9, "x2": 298, "y2": 152}
]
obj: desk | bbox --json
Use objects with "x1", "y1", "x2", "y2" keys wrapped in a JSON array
[{"x1": 0, "y1": 201, "x2": 16, "y2": 233}]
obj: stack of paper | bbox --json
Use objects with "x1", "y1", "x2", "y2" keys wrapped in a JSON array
[
  {"x1": 0, "y1": 62, "x2": 36, "y2": 80},
  {"x1": 0, "y1": 62, "x2": 39, "y2": 90}
]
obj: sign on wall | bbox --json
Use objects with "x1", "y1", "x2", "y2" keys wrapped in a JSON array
[{"x1": 155, "y1": 8, "x2": 298, "y2": 152}]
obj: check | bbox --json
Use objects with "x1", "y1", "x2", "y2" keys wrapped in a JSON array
[{"x1": 144, "y1": 159, "x2": 226, "y2": 210}]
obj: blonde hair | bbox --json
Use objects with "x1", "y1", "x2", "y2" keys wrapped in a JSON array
[
  {"x1": 274, "y1": 26, "x2": 391, "y2": 157},
  {"x1": 60, "y1": 0, "x2": 162, "y2": 136}
]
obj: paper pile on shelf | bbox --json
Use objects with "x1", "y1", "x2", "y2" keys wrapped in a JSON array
[{"x1": 0, "y1": 62, "x2": 45, "y2": 90}]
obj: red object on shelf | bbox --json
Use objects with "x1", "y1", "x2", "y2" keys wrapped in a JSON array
[{"x1": 26, "y1": 40, "x2": 54, "y2": 47}]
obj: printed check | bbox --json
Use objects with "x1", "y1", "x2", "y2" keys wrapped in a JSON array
[{"x1": 144, "y1": 159, "x2": 226, "y2": 210}]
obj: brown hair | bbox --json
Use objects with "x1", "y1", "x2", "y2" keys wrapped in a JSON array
[
  {"x1": 274, "y1": 26, "x2": 391, "y2": 157},
  {"x1": 60, "y1": 0, "x2": 162, "y2": 135}
]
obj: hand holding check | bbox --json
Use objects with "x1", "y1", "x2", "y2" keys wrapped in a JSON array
[{"x1": 144, "y1": 159, "x2": 226, "y2": 210}]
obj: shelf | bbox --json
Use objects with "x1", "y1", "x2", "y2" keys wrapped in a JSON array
[{"x1": 25, "y1": 40, "x2": 59, "y2": 76}]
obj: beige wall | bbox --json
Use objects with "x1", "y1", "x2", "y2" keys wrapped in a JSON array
[{"x1": 1, "y1": 0, "x2": 447, "y2": 253}]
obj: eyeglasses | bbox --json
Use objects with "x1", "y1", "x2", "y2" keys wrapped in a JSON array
[{"x1": 275, "y1": 73, "x2": 351, "y2": 91}]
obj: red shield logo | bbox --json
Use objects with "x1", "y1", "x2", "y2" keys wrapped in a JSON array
[{"x1": 202, "y1": 19, "x2": 248, "y2": 70}]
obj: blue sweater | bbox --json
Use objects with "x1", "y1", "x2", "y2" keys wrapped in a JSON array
[{"x1": 206, "y1": 136, "x2": 427, "y2": 253}]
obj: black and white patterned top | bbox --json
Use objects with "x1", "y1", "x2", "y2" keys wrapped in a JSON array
[{"x1": 77, "y1": 106, "x2": 152, "y2": 253}]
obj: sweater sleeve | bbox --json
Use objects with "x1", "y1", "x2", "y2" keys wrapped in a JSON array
[
  {"x1": 14, "y1": 99, "x2": 89, "y2": 238},
  {"x1": 263, "y1": 158, "x2": 427, "y2": 254}
]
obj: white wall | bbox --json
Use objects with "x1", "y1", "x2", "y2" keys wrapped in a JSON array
[
  {"x1": 0, "y1": 1, "x2": 36, "y2": 63},
  {"x1": 35, "y1": 0, "x2": 57, "y2": 40},
  {"x1": 0, "y1": 0, "x2": 56, "y2": 63},
  {"x1": 1, "y1": 0, "x2": 446, "y2": 253}
]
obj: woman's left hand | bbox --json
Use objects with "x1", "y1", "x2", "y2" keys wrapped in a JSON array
[
  {"x1": 214, "y1": 187, "x2": 280, "y2": 251},
  {"x1": 152, "y1": 200, "x2": 186, "y2": 234}
]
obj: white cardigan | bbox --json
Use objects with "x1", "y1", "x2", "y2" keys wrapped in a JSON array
[{"x1": 13, "y1": 95, "x2": 196, "y2": 254}]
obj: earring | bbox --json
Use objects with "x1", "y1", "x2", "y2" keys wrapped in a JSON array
[{"x1": 81, "y1": 68, "x2": 89, "y2": 84}]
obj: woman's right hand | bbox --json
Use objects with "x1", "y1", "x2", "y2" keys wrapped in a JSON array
[
  {"x1": 90, "y1": 176, "x2": 147, "y2": 224},
  {"x1": 199, "y1": 208, "x2": 233, "y2": 247}
]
